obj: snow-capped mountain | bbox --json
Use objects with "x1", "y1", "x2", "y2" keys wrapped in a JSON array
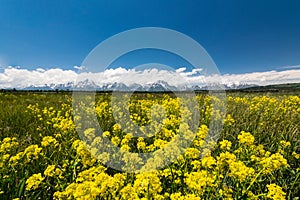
[
  {"x1": 20, "y1": 79, "x2": 258, "y2": 91},
  {"x1": 24, "y1": 82, "x2": 74, "y2": 90},
  {"x1": 142, "y1": 81, "x2": 178, "y2": 92},
  {"x1": 1, "y1": 66, "x2": 299, "y2": 91}
]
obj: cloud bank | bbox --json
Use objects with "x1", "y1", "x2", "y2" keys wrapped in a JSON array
[{"x1": 0, "y1": 66, "x2": 299, "y2": 89}]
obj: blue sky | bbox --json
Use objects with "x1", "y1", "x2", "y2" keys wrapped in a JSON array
[{"x1": 0, "y1": 0, "x2": 300, "y2": 74}]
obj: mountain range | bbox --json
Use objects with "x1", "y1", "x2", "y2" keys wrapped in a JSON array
[{"x1": 22, "y1": 80, "x2": 258, "y2": 91}]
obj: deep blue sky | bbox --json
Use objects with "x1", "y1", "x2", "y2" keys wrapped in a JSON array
[{"x1": 0, "y1": 0, "x2": 300, "y2": 74}]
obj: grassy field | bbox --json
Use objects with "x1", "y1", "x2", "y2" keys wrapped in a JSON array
[{"x1": 0, "y1": 91, "x2": 299, "y2": 199}]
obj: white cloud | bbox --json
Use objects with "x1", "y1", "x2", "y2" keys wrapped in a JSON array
[
  {"x1": 175, "y1": 67, "x2": 187, "y2": 73},
  {"x1": 0, "y1": 66, "x2": 299, "y2": 89},
  {"x1": 0, "y1": 67, "x2": 77, "y2": 88},
  {"x1": 277, "y1": 65, "x2": 300, "y2": 69},
  {"x1": 219, "y1": 70, "x2": 300, "y2": 86},
  {"x1": 73, "y1": 66, "x2": 86, "y2": 71}
]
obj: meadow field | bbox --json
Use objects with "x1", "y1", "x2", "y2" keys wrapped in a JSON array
[{"x1": 0, "y1": 91, "x2": 299, "y2": 199}]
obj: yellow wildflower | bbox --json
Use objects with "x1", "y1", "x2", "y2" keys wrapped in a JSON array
[
  {"x1": 41, "y1": 136, "x2": 58, "y2": 147},
  {"x1": 26, "y1": 173, "x2": 44, "y2": 190},
  {"x1": 137, "y1": 137, "x2": 146, "y2": 151},
  {"x1": 238, "y1": 131, "x2": 255, "y2": 146},
  {"x1": 279, "y1": 140, "x2": 291, "y2": 148},
  {"x1": 24, "y1": 145, "x2": 42, "y2": 161},
  {"x1": 219, "y1": 140, "x2": 232, "y2": 150},
  {"x1": 184, "y1": 148, "x2": 200, "y2": 159},
  {"x1": 44, "y1": 165, "x2": 56, "y2": 177},
  {"x1": 267, "y1": 184, "x2": 286, "y2": 200},
  {"x1": 84, "y1": 128, "x2": 96, "y2": 141},
  {"x1": 228, "y1": 161, "x2": 255, "y2": 182},
  {"x1": 260, "y1": 153, "x2": 289, "y2": 174},
  {"x1": 185, "y1": 170, "x2": 216, "y2": 195},
  {"x1": 201, "y1": 156, "x2": 216, "y2": 169}
]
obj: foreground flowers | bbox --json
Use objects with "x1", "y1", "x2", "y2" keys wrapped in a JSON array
[{"x1": 0, "y1": 93, "x2": 299, "y2": 199}]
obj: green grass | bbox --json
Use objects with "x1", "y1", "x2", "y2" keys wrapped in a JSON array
[{"x1": 0, "y1": 91, "x2": 299, "y2": 199}]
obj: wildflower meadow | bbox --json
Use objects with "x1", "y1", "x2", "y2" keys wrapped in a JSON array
[{"x1": 0, "y1": 92, "x2": 299, "y2": 199}]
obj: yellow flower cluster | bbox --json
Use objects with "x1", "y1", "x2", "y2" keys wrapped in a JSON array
[
  {"x1": 72, "y1": 139, "x2": 97, "y2": 167},
  {"x1": 41, "y1": 136, "x2": 58, "y2": 147},
  {"x1": 267, "y1": 184, "x2": 286, "y2": 200},
  {"x1": 0, "y1": 137, "x2": 19, "y2": 153},
  {"x1": 219, "y1": 139, "x2": 232, "y2": 150},
  {"x1": 0, "y1": 137, "x2": 19, "y2": 168},
  {"x1": 259, "y1": 153, "x2": 289, "y2": 174},
  {"x1": 228, "y1": 161, "x2": 255, "y2": 182},
  {"x1": 185, "y1": 170, "x2": 216, "y2": 195},
  {"x1": 0, "y1": 93, "x2": 299, "y2": 199},
  {"x1": 44, "y1": 165, "x2": 63, "y2": 178},
  {"x1": 238, "y1": 131, "x2": 255, "y2": 146},
  {"x1": 8, "y1": 144, "x2": 42, "y2": 167},
  {"x1": 24, "y1": 144, "x2": 42, "y2": 161},
  {"x1": 26, "y1": 173, "x2": 44, "y2": 190}
]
